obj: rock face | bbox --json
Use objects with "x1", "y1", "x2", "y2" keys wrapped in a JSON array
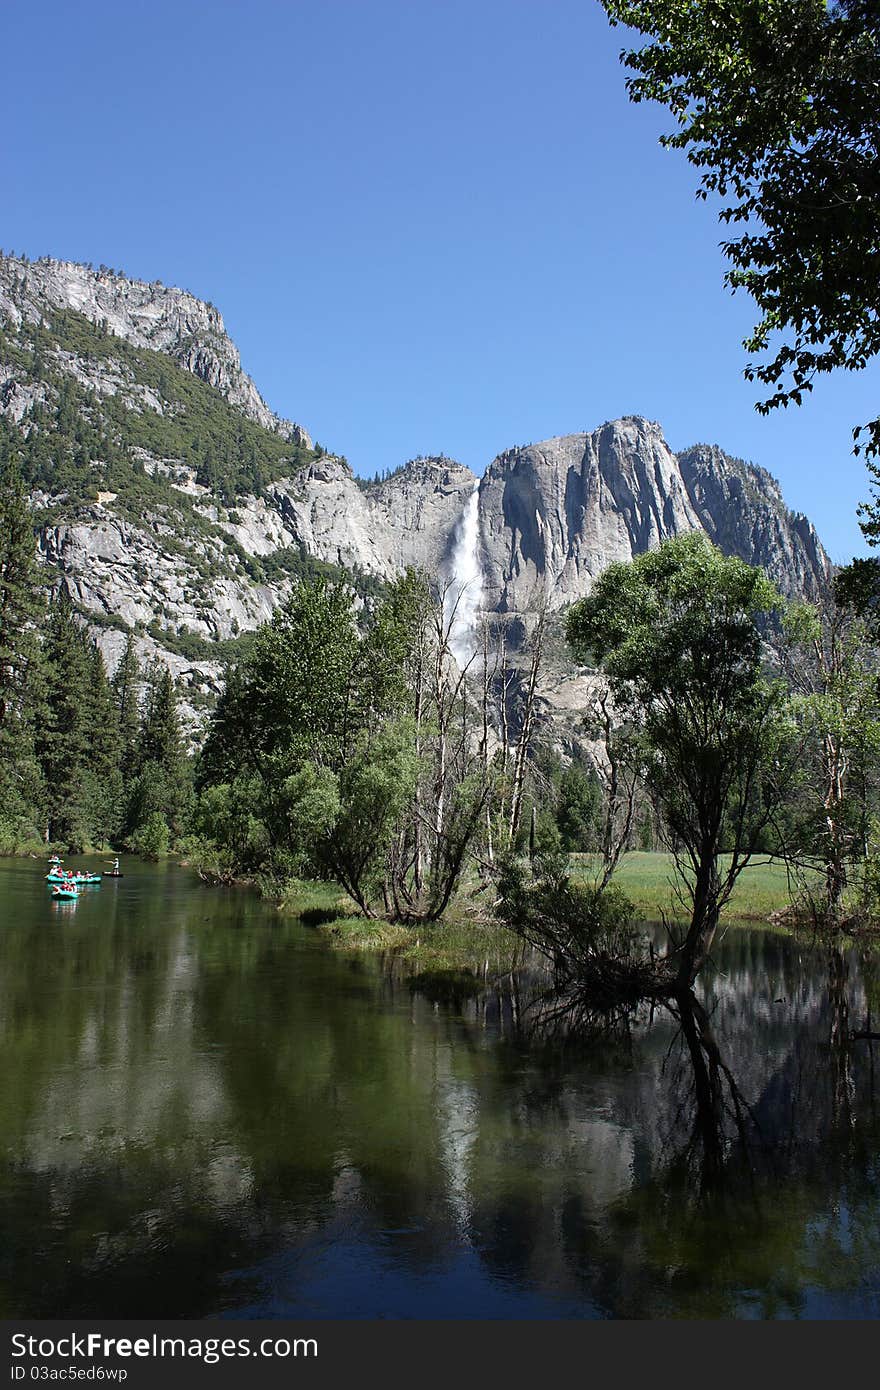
[
  {"x1": 0, "y1": 253, "x2": 834, "y2": 737},
  {"x1": 0, "y1": 253, "x2": 310, "y2": 445},
  {"x1": 365, "y1": 458, "x2": 478, "y2": 575},
  {"x1": 39, "y1": 502, "x2": 279, "y2": 639},
  {"x1": 264, "y1": 456, "x2": 476, "y2": 580},
  {"x1": 477, "y1": 418, "x2": 831, "y2": 621},
  {"x1": 467, "y1": 418, "x2": 832, "y2": 748},
  {"x1": 676, "y1": 443, "x2": 829, "y2": 600}
]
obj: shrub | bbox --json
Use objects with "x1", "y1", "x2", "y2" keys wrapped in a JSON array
[
  {"x1": 495, "y1": 850, "x2": 638, "y2": 978},
  {"x1": 132, "y1": 811, "x2": 170, "y2": 860}
]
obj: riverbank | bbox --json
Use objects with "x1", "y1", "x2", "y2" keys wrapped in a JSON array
[
  {"x1": 1, "y1": 838, "x2": 77, "y2": 857},
  {"x1": 6, "y1": 844, "x2": 820, "y2": 967},
  {"x1": 275, "y1": 876, "x2": 522, "y2": 971}
]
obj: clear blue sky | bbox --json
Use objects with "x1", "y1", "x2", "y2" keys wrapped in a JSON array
[{"x1": 3, "y1": 0, "x2": 877, "y2": 561}]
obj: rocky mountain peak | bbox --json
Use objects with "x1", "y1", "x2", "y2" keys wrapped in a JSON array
[
  {"x1": 300, "y1": 454, "x2": 355, "y2": 485},
  {"x1": 479, "y1": 419, "x2": 700, "y2": 615},
  {"x1": 676, "y1": 442, "x2": 831, "y2": 597},
  {"x1": 366, "y1": 455, "x2": 475, "y2": 495},
  {"x1": 0, "y1": 251, "x2": 310, "y2": 446},
  {"x1": 475, "y1": 418, "x2": 830, "y2": 621}
]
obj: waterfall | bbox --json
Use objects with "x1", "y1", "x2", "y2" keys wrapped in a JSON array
[{"x1": 446, "y1": 479, "x2": 484, "y2": 668}]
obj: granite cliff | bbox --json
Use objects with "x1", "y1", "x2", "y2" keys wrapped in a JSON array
[{"x1": 478, "y1": 418, "x2": 829, "y2": 619}]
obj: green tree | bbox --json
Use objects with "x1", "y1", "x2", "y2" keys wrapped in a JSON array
[
  {"x1": 320, "y1": 721, "x2": 421, "y2": 916},
  {"x1": 38, "y1": 589, "x2": 119, "y2": 848},
  {"x1": 198, "y1": 576, "x2": 361, "y2": 871},
  {"x1": 556, "y1": 758, "x2": 602, "y2": 852},
  {"x1": 39, "y1": 589, "x2": 95, "y2": 846},
  {"x1": 0, "y1": 459, "x2": 46, "y2": 842},
  {"x1": 201, "y1": 576, "x2": 361, "y2": 787},
  {"x1": 777, "y1": 592, "x2": 880, "y2": 922},
  {"x1": 600, "y1": 2, "x2": 880, "y2": 472},
  {"x1": 566, "y1": 533, "x2": 791, "y2": 986},
  {"x1": 80, "y1": 642, "x2": 123, "y2": 847},
  {"x1": 111, "y1": 634, "x2": 142, "y2": 784},
  {"x1": 190, "y1": 776, "x2": 271, "y2": 881},
  {"x1": 131, "y1": 810, "x2": 170, "y2": 860},
  {"x1": 127, "y1": 663, "x2": 191, "y2": 844},
  {"x1": 198, "y1": 571, "x2": 491, "y2": 919}
]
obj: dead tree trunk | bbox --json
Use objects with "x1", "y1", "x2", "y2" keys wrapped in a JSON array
[{"x1": 509, "y1": 609, "x2": 546, "y2": 841}]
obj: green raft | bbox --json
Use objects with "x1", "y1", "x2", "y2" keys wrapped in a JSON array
[{"x1": 46, "y1": 872, "x2": 101, "y2": 886}]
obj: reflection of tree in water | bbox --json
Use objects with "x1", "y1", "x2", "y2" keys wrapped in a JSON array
[
  {"x1": 827, "y1": 947, "x2": 855, "y2": 1130},
  {"x1": 0, "y1": 885, "x2": 277, "y2": 1316},
  {"x1": 426, "y1": 932, "x2": 880, "y2": 1317},
  {"x1": 664, "y1": 991, "x2": 757, "y2": 1196}
]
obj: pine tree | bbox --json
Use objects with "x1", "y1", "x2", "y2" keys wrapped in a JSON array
[
  {"x1": 127, "y1": 663, "x2": 191, "y2": 844},
  {"x1": 37, "y1": 589, "x2": 121, "y2": 848},
  {"x1": 112, "y1": 634, "x2": 142, "y2": 783},
  {"x1": 38, "y1": 589, "x2": 95, "y2": 846},
  {"x1": 0, "y1": 459, "x2": 46, "y2": 842},
  {"x1": 81, "y1": 643, "x2": 123, "y2": 847}
]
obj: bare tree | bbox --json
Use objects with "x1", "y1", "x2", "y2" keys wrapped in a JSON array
[
  {"x1": 773, "y1": 598, "x2": 880, "y2": 926},
  {"x1": 584, "y1": 685, "x2": 640, "y2": 891},
  {"x1": 509, "y1": 606, "x2": 548, "y2": 841},
  {"x1": 327, "y1": 576, "x2": 494, "y2": 924}
]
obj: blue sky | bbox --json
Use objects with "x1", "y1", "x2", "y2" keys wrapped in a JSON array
[{"x1": 3, "y1": 0, "x2": 877, "y2": 560}]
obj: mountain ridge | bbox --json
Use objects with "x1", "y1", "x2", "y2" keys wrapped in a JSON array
[
  {"x1": 0, "y1": 251, "x2": 310, "y2": 446},
  {"x1": 0, "y1": 251, "x2": 833, "y2": 736}
]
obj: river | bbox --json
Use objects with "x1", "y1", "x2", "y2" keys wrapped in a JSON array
[{"x1": 1, "y1": 856, "x2": 879, "y2": 1319}]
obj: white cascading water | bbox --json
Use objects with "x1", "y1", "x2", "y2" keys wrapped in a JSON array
[{"x1": 446, "y1": 479, "x2": 485, "y2": 668}]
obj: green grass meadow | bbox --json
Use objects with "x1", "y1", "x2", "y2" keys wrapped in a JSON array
[{"x1": 571, "y1": 851, "x2": 802, "y2": 923}]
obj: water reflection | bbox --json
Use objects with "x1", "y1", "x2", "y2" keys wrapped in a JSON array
[
  {"x1": 400, "y1": 934, "x2": 880, "y2": 1316},
  {"x1": 1, "y1": 858, "x2": 879, "y2": 1318}
]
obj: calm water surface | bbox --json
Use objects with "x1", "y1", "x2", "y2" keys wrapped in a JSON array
[{"x1": 1, "y1": 856, "x2": 879, "y2": 1319}]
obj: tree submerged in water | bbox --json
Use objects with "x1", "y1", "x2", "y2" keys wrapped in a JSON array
[{"x1": 494, "y1": 849, "x2": 663, "y2": 1009}]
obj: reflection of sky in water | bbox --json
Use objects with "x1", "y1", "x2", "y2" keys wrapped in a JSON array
[
  {"x1": 225, "y1": 1238, "x2": 599, "y2": 1320},
  {"x1": 1, "y1": 856, "x2": 879, "y2": 1318}
]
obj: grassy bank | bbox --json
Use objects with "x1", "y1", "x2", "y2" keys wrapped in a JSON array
[
  {"x1": 275, "y1": 876, "x2": 522, "y2": 969},
  {"x1": 314, "y1": 906, "x2": 519, "y2": 973},
  {"x1": 1, "y1": 838, "x2": 108, "y2": 858}
]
